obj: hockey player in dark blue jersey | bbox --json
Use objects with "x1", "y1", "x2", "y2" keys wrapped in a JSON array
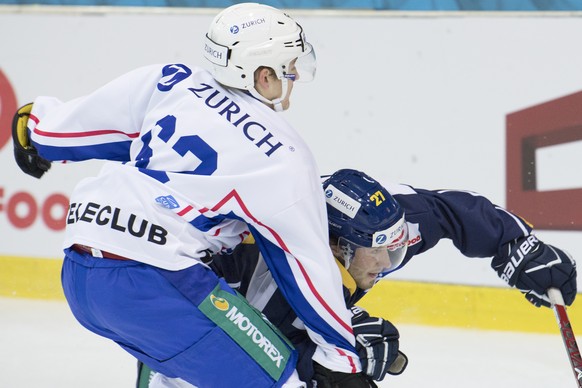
[{"x1": 138, "y1": 168, "x2": 577, "y2": 388}]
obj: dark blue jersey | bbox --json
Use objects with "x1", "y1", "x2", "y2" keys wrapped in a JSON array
[
  {"x1": 383, "y1": 183, "x2": 532, "y2": 276},
  {"x1": 210, "y1": 184, "x2": 532, "y2": 384}
]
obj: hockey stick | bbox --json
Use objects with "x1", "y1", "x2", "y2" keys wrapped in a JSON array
[{"x1": 548, "y1": 288, "x2": 582, "y2": 388}]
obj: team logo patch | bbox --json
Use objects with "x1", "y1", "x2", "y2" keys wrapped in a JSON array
[
  {"x1": 155, "y1": 195, "x2": 179, "y2": 209},
  {"x1": 210, "y1": 294, "x2": 230, "y2": 311}
]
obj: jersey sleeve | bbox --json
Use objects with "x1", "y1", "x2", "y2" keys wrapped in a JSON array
[
  {"x1": 244, "y1": 180, "x2": 360, "y2": 373},
  {"x1": 27, "y1": 65, "x2": 162, "y2": 163},
  {"x1": 386, "y1": 183, "x2": 533, "y2": 265}
]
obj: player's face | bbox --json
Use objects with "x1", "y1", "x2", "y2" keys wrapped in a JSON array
[
  {"x1": 348, "y1": 247, "x2": 392, "y2": 290},
  {"x1": 256, "y1": 60, "x2": 297, "y2": 111},
  {"x1": 273, "y1": 59, "x2": 298, "y2": 110}
]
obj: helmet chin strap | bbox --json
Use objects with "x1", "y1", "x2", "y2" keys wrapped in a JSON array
[{"x1": 249, "y1": 78, "x2": 289, "y2": 112}]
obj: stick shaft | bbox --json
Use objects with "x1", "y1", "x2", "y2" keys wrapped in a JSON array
[{"x1": 549, "y1": 288, "x2": 582, "y2": 388}]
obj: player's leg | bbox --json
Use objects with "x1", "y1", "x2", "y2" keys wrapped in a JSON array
[{"x1": 62, "y1": 247, "x2": 297, "y2": 387}]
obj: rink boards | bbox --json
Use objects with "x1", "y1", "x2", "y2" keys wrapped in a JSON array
[{"x1": 1, "y1": 254, "x2": 578, "y2": 335}]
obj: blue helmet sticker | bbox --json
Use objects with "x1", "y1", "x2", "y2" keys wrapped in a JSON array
[{"x1": 375, "y1": 234, "x2": 387, "y2": 245}]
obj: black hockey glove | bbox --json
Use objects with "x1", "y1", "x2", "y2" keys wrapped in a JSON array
[
  {"x1": 351, "y1": 306, "x2": 408, "y2": 381},
  {"x1": 312, "y1": 362, "x2": 377, "y2": 388},
  {"x1": 491, "y1": 235, "x2": 577, "y2": 308},
  {"x1": 12, "y1": 103, "x2": 51, "y2": 178}
]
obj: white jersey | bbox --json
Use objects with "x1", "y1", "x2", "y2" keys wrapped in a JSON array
[{"x1": 28, "y1": 64, "x2": 359, "y2": 372}]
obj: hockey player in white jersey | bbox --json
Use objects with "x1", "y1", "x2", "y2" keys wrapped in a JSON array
[
  {"x1": 137, "y1": 168, "x2": 577, "y2": 387},
  {"x1": 10, "y1": 4, "x2": 374, "y2": 387}
]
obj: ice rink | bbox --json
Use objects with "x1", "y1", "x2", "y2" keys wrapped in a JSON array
[{"x1": 0, "y1": 297, "x2": 576, "y2": 388}]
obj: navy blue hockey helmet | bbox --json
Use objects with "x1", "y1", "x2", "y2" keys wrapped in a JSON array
[{"x1": 323, "y1": 169, "x2": 408, "y2": 270}]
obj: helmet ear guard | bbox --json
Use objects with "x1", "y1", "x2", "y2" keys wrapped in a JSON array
[
  {"x1": 203, "y1": 3, "x2": 316, "y2": 110},
  {"x1": 323, "y1": 169, "x2": 409, "y2": 272},
  {"x1": 203, "y1": 35, "x2": 229, "y2": 68}
]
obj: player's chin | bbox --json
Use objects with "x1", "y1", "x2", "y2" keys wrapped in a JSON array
[{"x1": 358, "y1": 275, "x2": 378, "y2": 289}]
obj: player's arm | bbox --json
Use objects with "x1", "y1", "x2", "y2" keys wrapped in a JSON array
[
  {"x1": 387, "y1": 184, "x2": 533, "y2": 258},
  {"x1": 21, "y1": 65, "x2": 164, "y2": 164},
  {"x1": 387, "y1": 183, "x2": 577, "y2": 307}
]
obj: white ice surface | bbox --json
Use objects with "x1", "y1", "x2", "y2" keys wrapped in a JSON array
[{"x1": 0, "y1": 297, "x2": 575, "y2": 388}]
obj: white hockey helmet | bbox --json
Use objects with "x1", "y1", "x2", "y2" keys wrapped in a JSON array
[{"x1": 204, "y1": 3, "x2": 316, "y2": 109}]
